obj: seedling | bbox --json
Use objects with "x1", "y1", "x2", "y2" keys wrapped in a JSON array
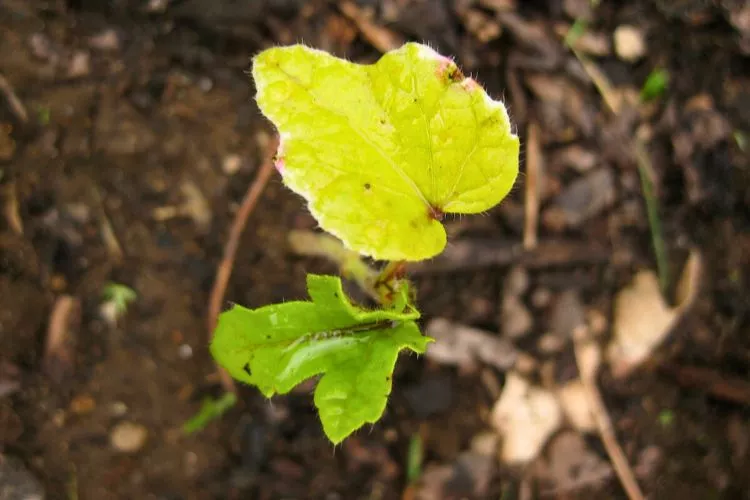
[
  {"x1": 406, "y1": 432, "x2": 424, "y2": 483},
  {"x1": 658, "y1": 409, "x2": 674, "y2": 428},
  {"x1": 564, "y1": 18, "x2": 589, "y2": 47},
  {"x1": 183, "y1": 392, "x2": 238, "y2": 434},
  {"x1": 211, "y1": 43, "x2": 519, "y2": 444},
  {"x1": 101, "y1": 282, "x2": 137, "y2": 319},
  {"x1": 36, "y1": 105, "x2": 51, "y2": 126},
  {"x1": 734, "y1": 130, "x2": 747, "y2": 152},
  {"x1": 640, "y1": 68, "x2": 670, "y2": 102}
]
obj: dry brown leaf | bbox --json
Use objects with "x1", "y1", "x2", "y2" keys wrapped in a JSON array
[
  {"x1": 556, "y1": 379, "x2": 596, "y2": 432},
  {"x1": 535, "y1": 431, "x2": 613, "y2": 494},
  {"x1": 607, "y1": 250, "x2": 702, "y2": 378},
  {"x1": 425, "y1": 318, "x2": 518, "y2": 373},
  {"x1": 607, "y1": 271, "x2": 677, "y2": 377},
  {"x1": 491, "y1": 372, "x2": 562, "y2": 464}
]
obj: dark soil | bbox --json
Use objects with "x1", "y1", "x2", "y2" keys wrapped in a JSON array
[{"x1": 1, "y1": 0, "x2": 749, "y2": 499}]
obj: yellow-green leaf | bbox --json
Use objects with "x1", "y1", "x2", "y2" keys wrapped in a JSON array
[{"x1": 253, "y1": 43, "x2": 519, "y2": 261}]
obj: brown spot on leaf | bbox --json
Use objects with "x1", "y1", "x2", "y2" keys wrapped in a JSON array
[
  {"x1": 447, "y1": 63, "x2": 464, "y2": 83},
  {"x1": 428, "y1": 205, "x2": 445, "y2": 221}
]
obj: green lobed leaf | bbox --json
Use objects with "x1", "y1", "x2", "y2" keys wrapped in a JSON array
[
  {"x1": 210, "y1": 274, "x2": 431, "y2": 444},
  {"x1": 253, "y1": 43, "x2": 519, "y2": 261}
]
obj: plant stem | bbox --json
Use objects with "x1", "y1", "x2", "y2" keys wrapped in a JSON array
[
  {"x1": 288, "y1": 230, "x2": 381, "y2": 301},
  {"x1": 635, "y1": 137, "x2": 670, "y2": 294}
]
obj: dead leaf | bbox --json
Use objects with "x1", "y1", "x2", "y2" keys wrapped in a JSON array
[
  {"x1": 607, "y1": 271, "x2": 676, "y2": 377},
  {"x1": 415, "y1": 433, "x2": 498, "y2": 500},
  {"x1": 543, "y1": 167, "x2": 616, "y2": 230},
  {"x1": 535, "y1": 431, "x2": 612, "y2": 494},
  {"x1": 501, "y1": 267, "x2": 533, "y2": 339},
  {"x1": 556, "y1": 379, "x2": 596, "y2": 432},
  {"x1": 491, "y1": 372, "x2": 562, "y2": 464},
  {"x1": 425, "y1": 318, "x2": 518, "y2": 373},
  {"x1": 553, "y1": 144, "x2": 598, "y2": 173},
  {"x1": 607, "y1": 250, "x2": 702, "y2": 378}
]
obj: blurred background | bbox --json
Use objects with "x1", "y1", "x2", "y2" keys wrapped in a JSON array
[{"x1": 1, "y1": 0, "x2": 749, "y2": 498}]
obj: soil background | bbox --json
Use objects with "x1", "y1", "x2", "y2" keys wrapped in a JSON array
[{"x1": 1, "y1": 0, "x2": 749, "y2": 499}]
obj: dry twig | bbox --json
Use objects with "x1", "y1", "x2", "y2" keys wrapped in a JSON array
[
  {"x1": 573, "y1": 330, "x2": 645, "y2": 500},
  {"x1": 207, "y1": 135, "x2": 278, "y2": 394},
  {"x1": 523, "y1": 121, "x2": 541, "y2": 249},
  {"x1": 409, "y1": 239, "x2": 609, "y2": 274},
  {"x1": 92, "y1": 186, "x2": 124, "y2": 262},
  {"x1": 659, "y1": 364, "x2": 750, "y2": 406},
  {"x1": 0, "y1": 73, "x2": 28, "y2": 124},
  {"x1": 288, "y1": 229, "x2": 380, "y2": 301},
  {"x1": 338, "y1": 0, "x2": 403, "y2": 53},
  {"x1": 2, "y1": 181, "x2": 23, "y2": 234},
  {"x1": 44, "y1": 295, "x2": 81, "y2": 384}
]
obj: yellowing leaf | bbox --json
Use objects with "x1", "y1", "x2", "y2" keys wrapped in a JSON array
[
  {"x1": 210, "y1": 274, "x2": 431, "y2": 443},
  {"x1": 253, "y1": 43, "x2": 519, "y2": 261}
]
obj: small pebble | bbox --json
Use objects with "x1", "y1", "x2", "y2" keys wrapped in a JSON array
[
  {"x1": 49, "y1": 274, "x2": 67, "y2": 292},
  {"x1": 69, "y1": 394, "x2": 96, "y2": 415},
  {"x1": 543, "y1": 167, "x2": 616, "y2": 230},
  {"x1": 109, "y1": 401, "x2": 128, "y2": 417},
  {"x1": 555, "y1": 144, "x2": 598, "y2": 173},
  {"x1": 537, "y1": 333, "x2": 565, "y2": 354},
  {"x1": 28, "y1": 33, "x2": 55, "y2": 62},
  {"x1": 530, "y1": 288, "x2": 552, "y2": 309},
  {"x1": 67, "y1": 51, "x2": 90, "y2": 78},
  {"x1": 52, "y1": 409, "x2": 66, "y2": 428},
  {"x1": 110, "y1": 421, "x2": 148, "y2": 453},
  {"x1": 501, "y1": 296, "x2": 532, "y2": 339},
  {"x1": 147, "y1": 0, "x2": 169, "y2": 12},
  {"x1": 178, "y1": 344, "x2": 193, "y2": 360},
  {"x1": 89, "y1": 29, "x2": 120, "y2": 52},
  {"x1": 504, "y1": 266, "x2": 529, "y2": 296},
  {"x1": 198, "y1": 77, "x2": 213, "y2": 92},
  {"x1": 614, "y1": 25, "x2": 646, "y2": 62},
  {"x1": 222, "y1": 154, "x2": 242, "y2": 175}
]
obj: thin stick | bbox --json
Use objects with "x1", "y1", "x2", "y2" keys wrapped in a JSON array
[
  {"x1": 44, "y1": 295, "x2": 81, "y2": 384},
  {"x1": 207, "y1": 135, "x2": 278, "y2": 394},
  {"x1": 573, "y1": 332, "x2": 645, "y2": 500},
  {"x1": 523, "y1": 121, "x2": 541, "y2": 249},
  {"x1": 288, "y1": 229, "x2": 380, "y2": 301},
  {"x1": 2, "y1": 180, "x2": 23, "y2": 234},
  {"x1": 0, "y1": 73, "x2": 28, "y2": 124},
  {"x1": 338, "y1": 0, "x2": 403, "y2": 53},
  {"x1": 92, "y1": 186, "x2": 124, "y2": 262}
]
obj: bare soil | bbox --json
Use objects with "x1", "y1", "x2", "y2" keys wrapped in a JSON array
[{"x1": 1, "y1": 0, "x2": 749, "y2": 499}]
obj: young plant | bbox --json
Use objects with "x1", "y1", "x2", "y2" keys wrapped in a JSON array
[
  {"x1": 101, "y1": 282, "x2": 137, "y2": 322},
  {"x1": 210, "y1": 43, "x2": 519, "y2": 444}
]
